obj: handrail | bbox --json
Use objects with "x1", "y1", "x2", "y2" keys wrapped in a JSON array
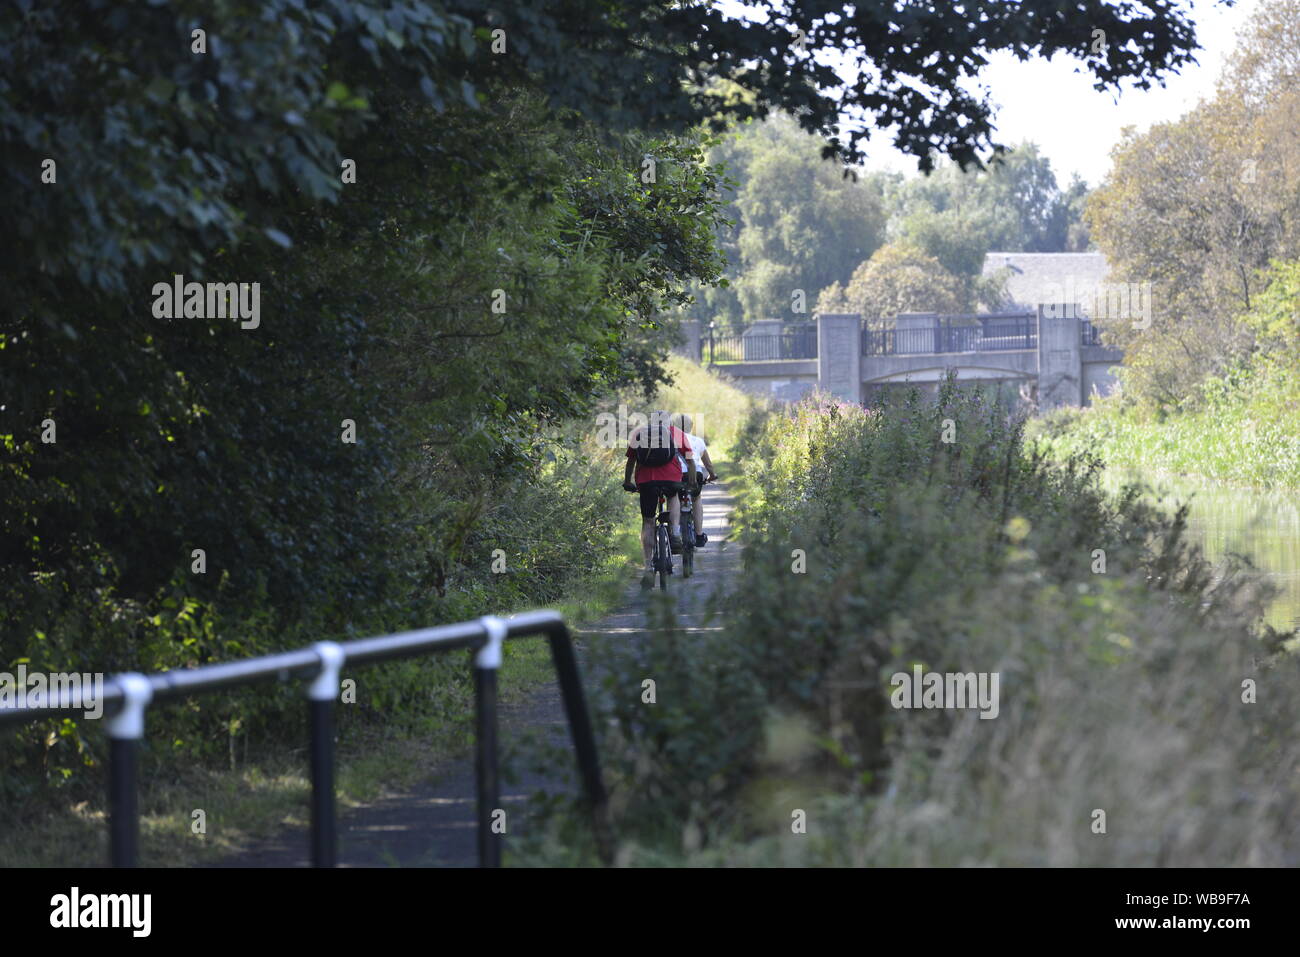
[
  {"x1": 0, "y1": 609, "x2": 611, "y2": 868},
  {"x1": 862, "y1": 313, "x2": 1039, "y2": 356},
  {"x1": 706, "y1": 330, "x2": 818, "y2": 362}
]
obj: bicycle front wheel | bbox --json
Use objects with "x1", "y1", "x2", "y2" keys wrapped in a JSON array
[{"x1": 682, "y1": 519, "x2": 694, "y2": 578}]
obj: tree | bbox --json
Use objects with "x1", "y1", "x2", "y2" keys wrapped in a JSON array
[
  {"x1": 1, "y1": 86, "x2": 730, "y2": 674},
  {"x1": 2, "y1": 0, "x2": 1205, "y2": 304},
  {"x1": 731, "y1": 118, "x2": 887, "y2": 321},
  {"x1": 678, "y1": 114, "x2": 890, "y2": 328},
  {"x1": 1241, "y1": 260, "x2": 1300, "y2": 362},
  {"x1": 1086, "y1": 0, "x2": 1300, "y2": 407},
  {"x1": 888, "y1": 142, "x2": 1085, "y2": 276},
  {"x1": 1062, "y1": 175, "x2": 1094, "y2": 252},
  {"x1": 892, "y1": 204, "x2": 1011, "y2": 277},
  {"x1": 818, "y1": 242, "x2": 968, "y2": 322}
]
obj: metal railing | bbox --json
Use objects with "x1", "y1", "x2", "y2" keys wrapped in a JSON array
[
  {"x1": 707, "y1": 329, "x2": 818, "y2": 363},
  {"x1": 863, "y1": 313, "x2": 1037, "y2": 356},
  {"x1": 0, "y1": 609, "x2": 611, "y2": 868},
  {"x1": 1081, "y1": 319, "x2": 1104, "y2": 346}
]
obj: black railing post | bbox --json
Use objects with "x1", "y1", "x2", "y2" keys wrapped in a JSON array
[
  {"x1": 475, "y1": 616, "x2": 506, "y2": 867},
  {"x1": 106, "y1": 674, "x2": 152, "y2": 867},
  {"x1": 708, "y1": 326, "x2": 715, "y2": 365},
  {"x1": 308, "y1": 642, "x2": 344, "y2": 867},
  {"x1": 546, "y1": 624, "x2": 614, "y2": 865}
]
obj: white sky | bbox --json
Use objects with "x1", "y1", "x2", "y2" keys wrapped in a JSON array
[{"x1": 718, "y1": 0, "x2": 1260, "y2": 187}]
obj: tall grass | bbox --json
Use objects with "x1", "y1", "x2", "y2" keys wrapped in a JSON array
[{"x1": 1034, "y1": 364, "x2": 1300, "y2": 488}]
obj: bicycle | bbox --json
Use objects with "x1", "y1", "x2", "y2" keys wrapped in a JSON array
[
  {"x1": 677, "y1": 475, "x2": 712, "y2": 579},
  {"x1": 627, "y1": 477, "x2": 710, "y2": 591},
  {"x1": 653, "y1": 487, "x2": 674, "y2": 589}
]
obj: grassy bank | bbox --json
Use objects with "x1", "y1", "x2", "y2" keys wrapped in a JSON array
[
  {"x1": 522, "y1": 379, "x2": 1300, "y2": 866},
  {"x1": 1032, "y1": 355, "x2": 1300, "y2": 490}
]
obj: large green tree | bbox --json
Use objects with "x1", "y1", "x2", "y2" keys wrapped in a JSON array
[
  {"x1": 729, "y1": 116, "x2": 887, "y2": 321},
  {"x1": 1086, "y1": 0, "x2": 1300, "y2": 407},
  {"x1": 817, "y1": 241, "x2": 968, "y2": 321},
  {"x1": 888, "y1": 142, "x2": 1088, "y2": 279}
]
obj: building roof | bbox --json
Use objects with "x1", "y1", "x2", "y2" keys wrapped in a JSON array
[{"x1": 982, "y1": 252, "x2": 1111, "y2": 315}]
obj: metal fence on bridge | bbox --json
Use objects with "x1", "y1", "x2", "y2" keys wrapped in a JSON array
[
  {"x1": 707, "y1": 327, "x2": 818, "y2": 363},
  {"x1": 0, "y1": 609, "x2": 610, "y2": 868},
  {"x1": 862, "y1": 313, "x2": 1037, "y2": 356}
]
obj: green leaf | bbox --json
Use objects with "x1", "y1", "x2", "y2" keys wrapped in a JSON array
[{"x1": 144, "y1": 76, "x2": 175, "y2": 104}]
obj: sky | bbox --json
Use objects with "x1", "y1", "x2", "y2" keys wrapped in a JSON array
[{"x1": 718, "y1": 0, "x2": 1261, "y2": 187}]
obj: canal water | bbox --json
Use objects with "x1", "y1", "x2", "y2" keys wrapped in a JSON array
[{"x1": 1103, "y1": 471, "x2": 1300, "y2": 633}]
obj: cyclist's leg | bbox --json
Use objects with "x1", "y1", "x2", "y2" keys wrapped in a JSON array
[
  {"x1": 666, "y1": 483, "x2": 684, "y2": 552},
  {"x1": 678, "y1": 488, "x2": 695, "y2": 545},
  {"x1": 637, "y1": 484, "x2": 660, "y2": 585}
]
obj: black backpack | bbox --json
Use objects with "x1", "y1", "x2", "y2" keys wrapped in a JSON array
[{"x1": 634, "y1": 419, "x2": 676, "y2": 467}]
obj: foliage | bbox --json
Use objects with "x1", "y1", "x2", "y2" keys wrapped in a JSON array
[
  {"x1": 2, "y1": 0, "x2": 1204, "y2": 300},
  {"x1": 0, "y1": 74, "x2": 730, "y2": 798},
  {"x1": 525, "y1": 376, "x2": 1298, "y2": 865},
  {"x1": 1085, "y1": 0, "x2": 1300, "y2": 408},
  {"x1": 687, "y1": 122, "x2": 1088, "y2": 329},
  {"x1": 728, "y1": 117, "x2": 887, "y2": 322},
  {"x1": 1034, "y1": 259, "x2": 1300, "y2": 489},
  {"x1": 888, "y1": 142, "x2": 1089, "y2": 271},
  {"x1": 816, "y1": 241, "x2": 968, "y2": 320}
]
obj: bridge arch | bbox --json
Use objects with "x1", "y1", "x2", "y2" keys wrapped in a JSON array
[{"x1": 863, "y1": 364, "x2": 1035, "y2": 385}]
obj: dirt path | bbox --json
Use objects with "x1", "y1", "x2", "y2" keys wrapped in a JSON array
[{"x1": 218, "y1": 481, "x2": 739, "y2": 867}]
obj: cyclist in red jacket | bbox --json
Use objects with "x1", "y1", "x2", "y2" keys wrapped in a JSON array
[{"x1": 623, "y1": 410, "x2": 696, "y2": 588}]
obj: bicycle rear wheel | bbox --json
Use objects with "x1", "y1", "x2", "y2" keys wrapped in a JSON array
[{"x1": 656, "y1": 524, "x2": 671, "y2": 590}]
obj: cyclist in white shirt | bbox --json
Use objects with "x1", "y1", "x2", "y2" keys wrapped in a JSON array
[{"x1": 671, "y1": 414, "x2": 717, "y2": 546}]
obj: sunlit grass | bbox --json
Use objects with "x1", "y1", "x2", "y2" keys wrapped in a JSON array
[
  {"x1": 1032, "y1": 373, "x2": 1300, "y2": 489},
  {"x1": 653, "y1": 355, "x2": 765, "y2": 460}
]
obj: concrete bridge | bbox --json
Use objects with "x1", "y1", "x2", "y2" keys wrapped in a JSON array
[{"x1": 678, "y1": 308, "x2": 1123, "y2": 409}]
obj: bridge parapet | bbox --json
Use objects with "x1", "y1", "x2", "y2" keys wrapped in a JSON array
[{"x1": 702, "y1": 308, "x2": 1121, "y2": 407}]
